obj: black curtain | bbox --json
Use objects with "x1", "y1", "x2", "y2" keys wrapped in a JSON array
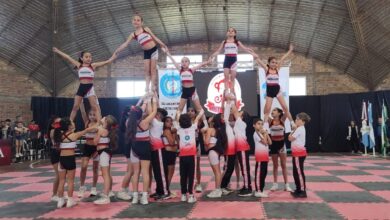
[{"x1": 31, "y1": 90, "x2": 390, "y2": 154}]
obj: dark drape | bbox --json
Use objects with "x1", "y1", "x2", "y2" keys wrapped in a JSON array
[{"x1": 31, "y1": 90, "x2": 390, "y2": 154}]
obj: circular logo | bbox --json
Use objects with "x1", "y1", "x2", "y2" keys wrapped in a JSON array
[
  {"x1": 160, "y1": 71, "x2": 182, "y2": 98},
  {"x1": 184, "y1": 135, "x2": 190, "y2": 141},
  {"x1": 204, "y1": 73, "x2": 244, "y2": 114}
]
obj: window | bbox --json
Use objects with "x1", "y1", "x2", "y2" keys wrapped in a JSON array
[
  {"x1": 217, "y1": 54, "x2": 254, "y2": 72},
  {"x1": 289, "y1": 77, "x2": 306, "y2": 96},
  {"x1": 116, "y1": 80, "x2": 146, "y2": 98},
  {"x1": 166, "y1": 55, "x2": 203, "y2": 68}
]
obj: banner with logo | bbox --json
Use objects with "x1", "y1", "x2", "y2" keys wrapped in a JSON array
[
  {"x1": 259, "y1": 67, "x2": 291, "y2": 132},
  {"x1": 158, "y1": 69, "x2": 184, "y2": 118},
  {"x1": 204, "y1": 73, "x2": 244, "y2": 114}
]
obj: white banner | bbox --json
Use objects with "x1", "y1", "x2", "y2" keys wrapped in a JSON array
[
  {"x1": 158, "y1": 69, "x2": 185, "y2": 118},
  {"x1": 259, "y1": 67, "x2": 291, "y2": 132}
]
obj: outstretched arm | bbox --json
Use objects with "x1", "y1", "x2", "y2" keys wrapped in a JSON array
[
  {"x1": 91, "y1": 53, "x2": 117, "y2": 69},
  {"x1": 278, "y1": 43, "x2": 294, "y2": 69},
  {"x1": 210, "y1": 41, "x2": 224, "y2": 59},
  {"x1": 191, "y1": 57, "x2": 213, "y2": 72},
  {"x1": 53, "y1": 47, "x2": 80, "y2": 68},
  {"x1": 165, "y1": 50, "x2": 181, "y2": 71},
  {"x1": 139, "y1": 96, "x2": 158, "y2": 129},
  {"x1": 254, "y1": 57, "x2": 268, "y2": 70},
  {"x1": 114, "y1": 33, "x2": 134, "y2": 54},
  {"x1": 237, "y1": 41, "x2": 256, "y2": 56},
  {"x1": 231, "y1": 101, "x2": 240, "y2": 120},
  {"x1": 194, "y1": 109, "x2": 205, "y2": 125},
  {"x1": 144, "y1": 27, "x2": 167, "y2": 50}
]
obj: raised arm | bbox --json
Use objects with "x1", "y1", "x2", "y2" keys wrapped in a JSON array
[
  {"x1": 278, "y1": 43, "x2": 294, "y2": 69},
  {"x1": 211, "y1": 41, "x2": 225, "y2": 59},
  {"x1": 254, "y1": 57, "x2": 268, "y2": 70},
  {"x1": 165, "y1": 50, "x2": 181, "y2": 71},
  {"x1": 114, "y1": 33, "x2": 134, "y2": 54},
  {"x1": 231, "y1": 101, "x2": 240, "y2": 120},
  {"x1": 80, "y1": 101, "x2": 89, "y2": 125},
  {"x1": 139, "y1": 96, "x2": 158, "y2": 129},
  {"x1": 91, "y1": 53, "x2": 117, "y2": 69},
  {"x1": 224, "y1": 101, "x2": 233, "y2": 125},
  {"x1": 194, "y1": 109, "x2": 205, "y2": 125},
  {"x1": 144, "y1": 27, "x2": 167, "y2": 50},
  {"x1": 53, "y1": 47, "x2": 80, "y2": 68}
]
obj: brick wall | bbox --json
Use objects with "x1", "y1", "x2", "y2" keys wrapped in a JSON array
[{"x1": 0, "y1": 60, "x2": 50, "y2": 123}]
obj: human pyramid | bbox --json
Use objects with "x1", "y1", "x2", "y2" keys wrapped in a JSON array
[{"x1": 50, "y1": 14, "x2": 311, "y2": 208}]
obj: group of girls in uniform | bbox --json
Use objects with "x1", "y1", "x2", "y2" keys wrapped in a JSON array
[{"x1": 47, "y1": 13, "x2": 311, "y2": 209}]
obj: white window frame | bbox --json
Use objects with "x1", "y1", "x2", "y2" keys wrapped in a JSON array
[
  {"x1": 116, "y1": 80, "x2": 146, "y2": 98},
  {"x1": 289, "y1": 76, "x2": 307, "y2": 96}
]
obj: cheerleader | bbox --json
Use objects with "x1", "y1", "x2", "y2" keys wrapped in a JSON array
[
  {"x1": 52, "y1": 47, "x2": 116, "y2": 122},
  {"x1": 267, "y1": 108, "x2": 293, "y2": 192},
  {"x1": 114, "y1": 14, "x2": 168, "y2": 94},
  {"x1": 210, "y1": 27, "x2": 257, "y2": 98},
  {"x1": 203, "y1": 114, "x2": 227, "y2": 198},
  {"x1": 54, "y1": 118, "x2": 96, "y2": 208},
  {"x1": 162, "y1": 116, "x2": 178, "y2": 198},
  {"x1": 253, "y1": 118, "x2": 272, "y2": 198},
  {"x1": 78, "y1": 102, "x2": 100, "y2": 198},
  {"x1": 48, "y1": 116, "x2": 61, "y2": 202},
  {"x1": 93, "y1": 115, "x2": 118, "y2": 204},
  {"x1": 253, "y1": 44, "x2": 295, "y2": 127},
  {"x1": 188, "y1": 107, "x2": 204, "y2": 193},
  {"x1": 175, "y1": 110, "x2": 205, "y2": 203}
]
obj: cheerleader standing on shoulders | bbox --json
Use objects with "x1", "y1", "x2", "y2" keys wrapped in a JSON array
[
  {"x1": 114, "y1": 14, "x2": 167, "y2": 94},
  {"x1": 52, "y1": 47, "x2": 116, "y2": 122}
]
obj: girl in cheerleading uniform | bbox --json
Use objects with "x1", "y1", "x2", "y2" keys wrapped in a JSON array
[
  {"x1": 175, "y1": 110, "x2": 205, "y2": 203},
  {"x1": 53, "y1": 118, "x2": 96, "y2": 208},
  {"x1": 93, "y1": 115, "x2": 118, "y2": 204},
  {"x1": 210, "y1": 27, "x2": 256, "y2": 98},
  {"x1": 164, "y1": 50, "x2": 212, "y2": 116},
  {"x1": 253, "y1": 118, "x2": 272, "y2": 198},
  {"x1": 48, "y1": 116, "x2": 61, "y2": 202},
  {"x1": 254, "y1": 44, "x2": 295, "y2": 128},
  {"x1": 126, "y1": 95, "x2": 158, "y2": 205},
  {"x1": 78, "y1": 102, "x2": 100, "y2": 198},
  {"x1": 162, "y1": 116, "x2": 178, "y2": 198},
  {"x1": 268, "y1": 108, "x2": 293, "y2": 192},
  {"x1": 203, "y1": 114, "x2": 227, "y2": 198},
  {"x1": 231, "y1": 101, "x2": 253, "y2": 197},
  {"x1": 52, "y1": 47, "x2": 116, "y2": 122},
  {"x1": 114, "y1": 14, "x2": 168, "y2": 94},
  {"x1": 288, "y1": 112, "x2": 311, "y2": 198},
  {"x1": 150, "y1": 107, "x2": 169, "y2": 200}
]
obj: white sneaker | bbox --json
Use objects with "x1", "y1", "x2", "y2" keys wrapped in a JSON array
[
  {"x1": 187, "y1": 194, "x2": 196, "y2": 203},
  {"x1": 207, "y1": 189, "x2": 222, "y2": 198},
  {"x1": 57, "y1": 197, "x2": 66, "y2": 208},
  {"x1": 116, "y1": 191, "x2": 131, "y2": 200},
  {"x1": 90, "y1": 187, "x2": 98, "y2": 196},
  {"x1": 222, "y1": 188, "x2": 234, "y2": 196},
  {"x1": 181, "y1": 194, "x2": 187, "y2": 202},
  {"x1": 131, "y1": 192, "x2": 139, "y2": 204},
  {"x1": 108, "y1": 191, "x2": 115, "y2": 197},
  {"x1": 270, "y1": 183, "x2": 279, "y2": 191},
  {"x1": 254, "y1": 191, "x2": 269, "y2": 198},
  {"x1": 140, "y1": 192, "x2": 149, "y2": 205},
  {"x1": 94, "y1": 195, "x2": 110, "y2": 205},
  {"x1": 285, "y1": 183, "x2": 293, "y2": 192},
  {"x1": 195, "y1": 184, "x2": 203, "y2": 193},
  {"x1": 66, "y1": 198, "x2": 77, "y2": 208},
  {"x1": 51, "y1": 195, "x2": 59, "y2": 202},
  {"x1": 78, "y1": 186, "x2": 86, "y2": 198}
]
